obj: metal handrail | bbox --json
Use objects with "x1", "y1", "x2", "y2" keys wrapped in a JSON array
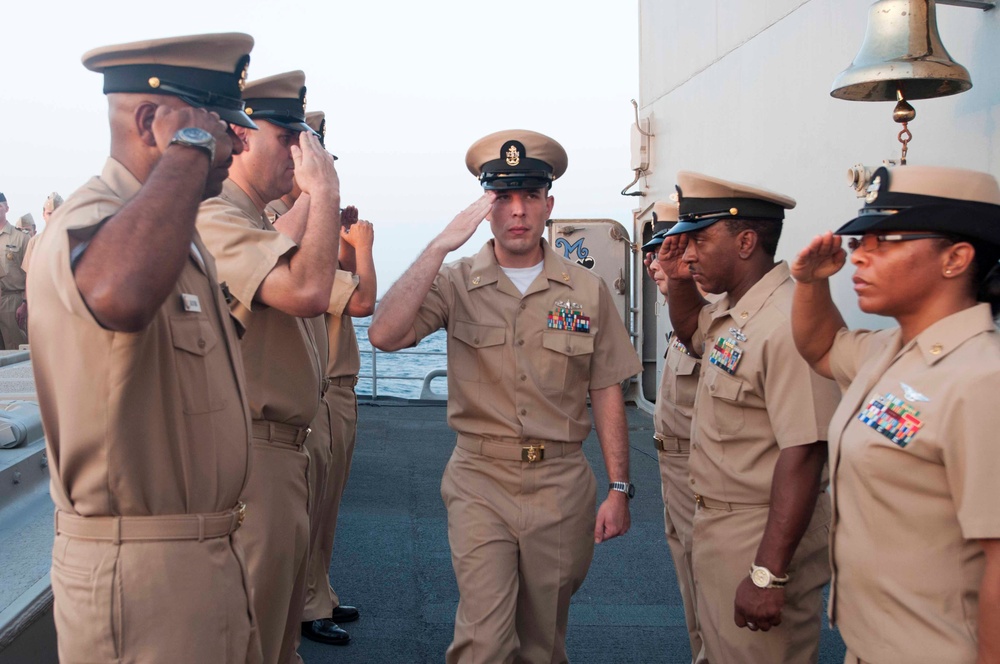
[{"x1": 354, "y1": 321, "x2": 447, "y2": 399}]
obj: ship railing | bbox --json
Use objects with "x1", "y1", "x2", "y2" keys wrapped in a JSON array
[{"x1": 353, "y1": 322, "x2": 447, "y2": 400}]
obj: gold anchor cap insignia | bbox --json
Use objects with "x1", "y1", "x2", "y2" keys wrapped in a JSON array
[
  {"x1": 238, "y1": 60, "x2": 249, "y2": 92},
  {"x1": 506, "y1": 144, "x2": 520, "y2": 167}
]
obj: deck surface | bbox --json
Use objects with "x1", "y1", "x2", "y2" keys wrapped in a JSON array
[{"x1": 301, "y1": 400, "x2": 847, "y2": 663}]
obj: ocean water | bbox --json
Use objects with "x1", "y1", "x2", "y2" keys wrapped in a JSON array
[{"x1": 353, "y1": 316, "x2": 448, "y2": 399}]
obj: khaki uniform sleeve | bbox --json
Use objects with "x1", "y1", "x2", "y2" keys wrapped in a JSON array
[
  {"x1": 588, "y1": 278, "x2": 642, "y2": 390},
  {"x1": 828, "y1": 327, "x2": 885, "y2": 392},
  {"x1": 326, "y1": 269, "x2": 359, "y2": 316},
  {"x1": 196, "y1": 199, "x2": 296, "y2": 309},
  {"x1": 944, "y1": 370, "x2": 1000, "y2": 539},
  {"x1": 410, "y1": 269, "x2": 452, "y2": 346},
  {"x1": 21, "y1": 235, "x2": 37, "y2": 274},
  {"x1": 692, "y1": 305, "x2": 711, "y2": 358},
  {"x1": 763, "y1": 315, "x2": 841, "y2": 448},
  {"x1": 45, "y1": 183, "x2": 122, "y2": 326}
]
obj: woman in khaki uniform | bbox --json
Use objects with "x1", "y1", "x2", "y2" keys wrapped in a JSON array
[{"x1": 791, "y1": 165, "x2": 1000, "y2": 664}]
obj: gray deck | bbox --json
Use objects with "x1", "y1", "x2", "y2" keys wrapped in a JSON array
[{"x1": 301, "y1": 400, "x2": 847, "y2": 663}]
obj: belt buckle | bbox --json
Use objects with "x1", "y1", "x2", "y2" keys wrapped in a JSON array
[
  {"x1": 236, "y1": 502, "x2": 247, "y2": 527},
  {"x1": 694, "y1": 493, "x2": 704, "y2": 508},
  {"x1": 521, "y1": 444, "x2": 544, "y2": 463}
]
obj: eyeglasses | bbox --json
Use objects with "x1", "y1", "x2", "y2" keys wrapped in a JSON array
[{"x1": 847, "y1": 233, "x2": 949, "y2": 253}]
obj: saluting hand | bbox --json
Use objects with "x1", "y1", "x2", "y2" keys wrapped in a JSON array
[
  {"x1": 431, "y1": 192, "x2": 496, "y2": 253},
  {"x1": 151, "y1": 105, "x2": 234, "y2": 169},
  {"x1": 342, "y1": 218, "x2": 374, "y2": 250},
  {"x1": 656, "y1": 234, "x2": 692, "y2": 280},
  {"x1": 340, "y1": 205, "x2": 359, "y2": 232},
  {"x1": 791, "y1": 231, "x2": 846, "y2": 284},
  {"x1": 292, "y1": 131, "x2": 340, "y2": 200}
]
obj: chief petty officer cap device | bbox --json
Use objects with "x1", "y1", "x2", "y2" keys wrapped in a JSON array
[
  {"x1": 466, "y1": 129, "x2": 568, "y2": 191},
  {"x1": 666, "y1": 171, "x2": 796, "y2": 237},
  {"x1": 242, "y1": 70, "x2": 317, "y2": 136},
  {"x1": 835, "y1": 165, "x2": 1000, "y2": 248},
  {"x1": 81, "y1": 32, "x2": 258, "y2": 129}
]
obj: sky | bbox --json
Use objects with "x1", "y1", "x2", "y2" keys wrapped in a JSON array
[{"x1": 2, "y1": 1, "x2": 639, "y2": 295}]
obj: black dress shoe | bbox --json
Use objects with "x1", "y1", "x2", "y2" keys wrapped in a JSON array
[
  {"x1": 301, "y1": 619, "x2": 350, "y2": 645},
  {"x1": 331, "y1": 605, "x2": 360, "y2": 623}
]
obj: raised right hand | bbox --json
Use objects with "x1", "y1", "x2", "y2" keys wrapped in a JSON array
[
  {"x1": 151, "y1": 105, "x2": 233, "y2": 169},
  {"x1": 791, "y1": 232, "x2": 846, "y2": 283},
  {"x1": 432, "y1": 192, "x2": 496, "y2": 253},
  {"x1": 656, "y1": 234, "x2": 692, "y2": 280},
  {"x1": 291, "y1": 131, "x2": 340, "y2": 199}
]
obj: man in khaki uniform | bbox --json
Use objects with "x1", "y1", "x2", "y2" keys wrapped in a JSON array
[
  {"x1": 27, "y1": 33, "x2": 261, "y2": 664},
  {"x1": 0, "y1": 193, "x2": 29, "y2": 348},
  {"x1": 267, "y1": 111, "x2": 377, "y2": 648},
  {"x1": 659, "y1": 172, "x2": 840, "y2": 663},
  {"x1": 196, "y1": 70, "x2": 341, "y2": 664},
  {"x1": 20, "y1": 192, "x2": 62, "y2": 330},
  {"x1": 369, "y1": 130, "x2": 642, "y2": 663},
  {"x1": 642, "y1": 202, "x2": 705, "y2": 664}
]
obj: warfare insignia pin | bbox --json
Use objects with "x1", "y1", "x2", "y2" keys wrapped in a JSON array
[
  {"x1": 506, "y1": 144, "x2": 520, "y2": 167},
  {"x1": 728, "y1": 327, "x2": 747, "y2": 342},
  {"x1": 900, "y1": 382, "x2": 930, "y2": 402}
]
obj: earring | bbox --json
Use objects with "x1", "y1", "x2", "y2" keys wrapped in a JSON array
[{"x1": 945, "y1": 269, "x2": 953, "y2": 276}]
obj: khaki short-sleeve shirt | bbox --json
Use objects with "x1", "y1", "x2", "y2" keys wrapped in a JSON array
[
  {"x1": 325, "y1": 270, "x2": 360, "y2": 378},
  {"x1": 197, "y1": 180, "x2": 321, "y2": 426},
  {"x1": 0, "y1": 221, "x2": 29, "y2": 294},
  {"x1": 27, "y1": 158, "x2": 252, "y2": 516},
  {"x1": 826, "y1": 304, "x2": 1000, "y2": 664},
  {"x1": 411, "y1": 239, "x2": 641, "y2": 442},
  {"x1": 264, "y1": 198, "x2": 361, "y2": 379},
  {"x1": 654, "y1": 333, "x2": 699, "y2": 441},
  {"x1": 688, "y1": 262, "x2": 840, "y2": 504}
]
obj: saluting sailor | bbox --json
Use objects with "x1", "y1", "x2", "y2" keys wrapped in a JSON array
[{"x1": 368, "y1": 129, "x2": 642, "y2": 663}]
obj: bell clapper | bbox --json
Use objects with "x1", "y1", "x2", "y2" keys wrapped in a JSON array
[{"x1": 893, "y1": 88, "x2": 917, "y2": 165}]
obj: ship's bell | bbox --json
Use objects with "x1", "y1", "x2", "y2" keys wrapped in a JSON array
[{"x1": 831, "y1": 0, "x2": 972, "y2": 101}]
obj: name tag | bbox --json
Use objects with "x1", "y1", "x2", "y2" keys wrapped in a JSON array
[{"x1": 181, "y1": 293, "x2": 202, "y2": 313}]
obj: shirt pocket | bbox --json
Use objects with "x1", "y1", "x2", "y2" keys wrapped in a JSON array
[
  {"x1": 703, "y1": 368, "x2": 745, "y2": 435},
  {"x1": 451, "y1": 320, "x2": 506, "y2": 383},
  {"x1": 170, "y1": 315, "x2": 225, "y2": 413},
  {"x1": 665, "y1": 349, "x2": 699, "y2": 407},
  {"x1": 538, "y1": 330, "x2": 595, "y2": 394}
]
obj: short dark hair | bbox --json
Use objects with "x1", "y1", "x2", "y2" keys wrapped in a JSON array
[
  {"x1": 723, "y1": 218, "x2": 783, "y2": 256},
  {"x1": 0, "y1": 193, "x2": 6, "y2": 203}
]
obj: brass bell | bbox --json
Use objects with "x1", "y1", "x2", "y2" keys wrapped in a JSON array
[{"x1": 831, "y1": 0, "x2": 972, "y2": 102}]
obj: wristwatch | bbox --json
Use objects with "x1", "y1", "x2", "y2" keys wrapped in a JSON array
[
  {"x1": 169, "y1": 127, "x2": 216, "y2": 165},
  {"x1": 608, "y1": 481, "x2": 635, "y2": 500},
  {"x1": 749, "y1": 563, "x2": 789, "y2": 589}
]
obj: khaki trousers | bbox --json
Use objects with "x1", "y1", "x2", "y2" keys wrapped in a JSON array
[
  {"x1": 302, "y1": 383, "x2": 358, "y2": 620},
  {"x1": 691, "y1": 494, "x2": 831, "y2": 664},
  {"x1": 236, "y1": 430, "x2": 310, "y2": 664},
  {"x1": 0, "y1": 290, "x2": 26, "y2": 349},
  {"x1": 51, "y1": 532, "x2": 260, "y2": 663},
  {"x1": 441, "y1": 439, "x2": 596, "y2": 664},
  {"x1": 656, "y1": 446, "x2": 706, "y2": 663}
]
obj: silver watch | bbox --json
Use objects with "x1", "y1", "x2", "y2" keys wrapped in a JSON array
[
  {"x1": 169, "y1": 127, "x2": 216, "y2": 165},
  {"x1": 608, "y1": 481, "x2": 635, "y2": 500}
]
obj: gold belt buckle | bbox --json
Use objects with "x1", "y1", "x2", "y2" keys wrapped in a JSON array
[
  {"x1": 521, "y1": 444, "x2": 545, "y2": 463},
  {"x1": 236, "y1": 502, "x2": 247, "y2": 527},
  {"x1": 694, "y1": 493, "x2": 704, "y2": 508}
]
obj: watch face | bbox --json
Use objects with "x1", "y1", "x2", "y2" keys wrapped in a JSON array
[
  {"x1": 627, "y1": 484, "x2": 635, "y2": 498},
  {"x1": 751, "y1": 567, "x2": 770, "y2": 588},
  {"x1": 179, "y1": 127, "x2": 212, "y2": 144}
]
